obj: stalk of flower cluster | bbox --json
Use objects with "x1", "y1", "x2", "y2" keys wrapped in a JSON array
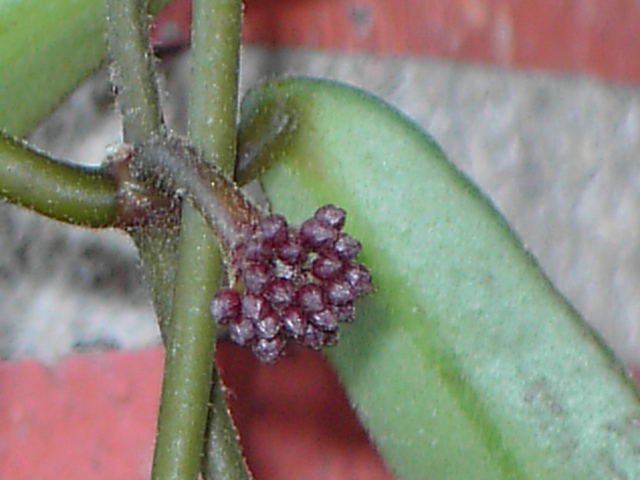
[
  {"x1": 132, "y1": 135, "x2": 260, "y2": 251},
  {"x1": 124, "y1": 134, "x2": 372, "y2": 363}
]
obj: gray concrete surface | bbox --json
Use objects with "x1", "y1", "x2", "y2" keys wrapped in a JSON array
[{"x1": 2, "y1": 46, "x2": 639, "y2": 365}]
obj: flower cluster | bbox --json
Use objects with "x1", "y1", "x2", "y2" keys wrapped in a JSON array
[{"x1": 210, "y1": 205, "x2": 372, "y2": 363}]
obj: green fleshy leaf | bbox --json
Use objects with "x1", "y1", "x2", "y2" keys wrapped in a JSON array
[
  {"x1": 0, "y1": 0, "x2": 170, "y2": 137},
  {"x1": 238, "y1": 77, "x2": 640, "y2": 479}
]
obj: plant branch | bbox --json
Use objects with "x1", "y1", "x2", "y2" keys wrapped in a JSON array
[
  {"x1": 189, "y1": 0, "x2": 242, "y2": 175},
  {"x1": 106, "y1": 0, "x2": 248, "y2": 477},
  {"x1": 139, "y1": 137, "x2": 249, "y2": 480},
  {"x1": 0, "y1": 131, "x2": 119, "y2": 227},
  {"x1": 135, "y1": 136, "x2": 259, "y2": 252},
  {"x1": 106, "y1": 0, "x2": 178, "y2": 345},
  {"x1": 203, "y1": 378, "x2": 251, "y2": 480},
  {"x1": 189, "y1": 0, "x2": 249, "y2": 478},
  {"x1": 106, "y1": 0, "x2": 164, "y2": 143},
  {"x1": 151, "y1": 204, "x2": 222, "y2": 480},
  {"x1": 104, "y1": 0, "x2": 216, "y2": 478}
]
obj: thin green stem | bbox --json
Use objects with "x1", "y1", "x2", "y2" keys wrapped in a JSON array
[
  {"x1": 0, "y1": 131, "x2": 119, "y2": 227},
  {"x1": 106, "y1": 0, "x2": 164, "y2": 143},
  {"x1": 106, "y1": 0, "x2": 178, "y2": 343},
  {"x1": 204, "y1": 378, "x2": 252, "y2": 480}
]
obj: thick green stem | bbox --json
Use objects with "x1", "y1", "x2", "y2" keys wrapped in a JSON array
[
  {"x1": 189, "y1": 0, "x2": 249, "y2": 478},
  {"x1": 106, "y1": 0, "x2": 164, "y2": 143},
  {"x1": 104, "y1": 0, "x2": 216, "y2": 479},
  {"x1": 0, "y1": 132, "x2": 119, "y2": 227},
  {"x1": 189, "y1": 0, "x2": 242, "y2": 175},
  {"x1": 151, "y1": 204, "x2": 222, "y2": 480}
]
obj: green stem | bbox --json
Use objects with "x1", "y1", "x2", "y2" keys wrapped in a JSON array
[
  {"x1": 105, "y1": 0, "x2": 248, "y2": 476},
  {"x1": 189, "y1": 0, "x2": 249, "y2": 478},
  {"x1": 151, "y1": 204, "x2": 222, "y2": 480},
  {"x1": 189, "y1": 0, "x2": 242, "y2": 176},
  {"x1": 204, "y1": 378, "x2": 252, "y2": 480},
  {"x1": 106, "y1": 0, "x2": 164, "y2": 143},
  {"x1": 105, "y1": 0, "x2": 178, "y2": 339},
  {"x1": 104, "y1": 0, "x2": 216, "y2": 478},
  {"x1": 0, "y1": 131, "x2": 119, "y2": 227}
]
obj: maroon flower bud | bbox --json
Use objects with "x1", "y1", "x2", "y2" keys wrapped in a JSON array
[
  {"x1": 344, "y1": 264, "x2": 373, "y2": 296},
  {"x1": 301, "y1": 325, "x2": 324, "y2": 350},
  {"x1": 281, "y1": 306, "x2": 306, "y2": 338},
  {"x1": 296, "y1": 284, "x2": 325, "y2": 313},
  {"x1": 242, "y1": 262, "x2": 271, "y2": 294},
  {"x1": 332, "y1": 304, "x2": 355, "y2": 323},
  {"x1": 244, "y1": 236, "x2": 272, "y2": 263},
  {"x1": 252, "y1": 335, "x2": 285, "y2": 364},
  {"x1": 255, "y1": 311, "x2": 281, "y2": 339},
  {"x1": 310, "y1": 308, "x2": 338, "y2": 332},
  {"x1": 275, "y1": 235, "x2": 304, "y2": 265},
  {"x1": 314, "y1": 205, "x2": 346, "y2": 230},
  {"x1": 208, "y1": 201, "x2": 372, "y2": 362},
  {"x1": 300, "y1": 218, "x2": 337, "y2": 250},
  {"x1": 311, "y1": 254, "x2": 343, "y2": 280},
  {"x1": 230, "y1": 316, "x2": 256, "y2": 346},
  {"x1": 264, "y1": 278, "x2": 295, "y2": 310},
  {"x1": 241, "y1": 294, "x2": 270, "y2": 322},
  {"x1": 334, "y1": 233, "x2": 361, "y2": 260},
  {"x1": 301, "y1": 324, "x2": 338, "y2": 350},
  {"x1": 209, "y1": 289, "x2": 241, "y2": 325},
  {"x1": 260, "y1": 214, "x2": 288, "y2": 245},
  {"x1": 325, "y1": 278, "x2": 355, "y2": 306}
]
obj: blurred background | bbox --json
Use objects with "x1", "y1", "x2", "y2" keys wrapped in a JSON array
[{"x1": 2, "y1": 0, "x2": 640, "y2": 478}]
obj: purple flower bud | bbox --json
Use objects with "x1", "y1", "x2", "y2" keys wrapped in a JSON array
[
  {"x1": 210, "y1": 289, "x2": 241, "y2": 324},
  {"x1": 281, "y1": 306, "x2": 306, "y2": 338},
  {"x1": 252, "y1": 335, "x2": 285, "y2": 364},
  {"x1": 301, "y1": 324, "x2": 337, "y2": 350},
  {"x1": 242, "y1": 262, "x2": 271, "y2": 294},
  {"x1": 255, "y1": 311, "x2": 281, "y2": 339},
  {"x1": 264, "y1": 279, "x2": 295, "y2": 310},
  {"x1": 244, "y1": 236, "x2": 272, "y2": 262},
  {"x1": 296, "y1": 284, "x2": 325, "y2": 313},
  {"x1": 334, "y1": 233, "x2": 361, "y2": 260},
  {"x1": 314, "y1": 205, "x2": 346, "y2": 230},
  {"x1": 300, "y1": 218, "x2": 337, "y2": 250},
  {"x1": 332, "y1": 304, "x2": 355, "y2": 323},
  {"x1": 275, "y1": 236, "x2": 304, "y2": 265},
  {"x1": 323, "y1": 330, "x2": 339, "y2": 347},
  {"x1": 301, "y1": 324, "x2": 324, "y2": 350},
  {"x1": 260, "y1": 214, "x2": 288, "y2": 245},
  {"x1": 310, "y1": 309, "x2": 338, "y2": 332},
  {"x1": 311, "y1": 254, "x2": 343, "y2": 280},
  {"x1": 344, "y1": 264, "x2": 373, "y2": 296},
  {"x1": 241, "y1": 294, "x2": 270, "y2": 322},
  {"x1": 325, "y1": 278, "x2": 355, "y2": 306},
  {"x1": 230, "y1": 316, "x2": 256, "y2": 346}
]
